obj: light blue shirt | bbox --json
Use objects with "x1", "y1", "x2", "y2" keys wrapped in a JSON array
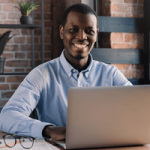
[{"x1": 0, "y1": 51, "x2": 132, "y2": 138}]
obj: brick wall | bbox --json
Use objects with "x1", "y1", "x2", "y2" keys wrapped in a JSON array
[
  {"x1": 98, "y1": 0, "x2": 144, "y2": 79},
  {"x1": 0, "y1": 0, "x2": 145, "y2": 109},
  {"x1": 0, "y1": 0, "x2": 52, "y2": 108}
]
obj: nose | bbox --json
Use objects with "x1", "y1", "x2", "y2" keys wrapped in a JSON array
[{"x1": 76, "y1": 30, "x2": 87, "y2": 40}]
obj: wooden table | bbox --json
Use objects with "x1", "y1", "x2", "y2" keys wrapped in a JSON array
[{"x1": 1, "y1": 130, "x2": 150, "y2": 150}]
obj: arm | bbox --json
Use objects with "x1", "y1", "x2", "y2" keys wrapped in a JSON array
[
  {"x1": 112, "y1": 66, "x2": 133, "y2": 86},
  {"x1": 0, "y1": 68, "x2": 51, "y2": 138}
]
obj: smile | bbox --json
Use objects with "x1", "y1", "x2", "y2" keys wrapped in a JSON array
[{"x1": 74, "y1": 44, "x2": 88, "y2": 49}]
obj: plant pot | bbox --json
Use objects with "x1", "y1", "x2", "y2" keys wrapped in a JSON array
[
  {"x1": 0, "y1": 57, "x2": 5, "y2": 73},
  {"x1": 20, "y1": 15, "x2": 33, "y2": 24}
]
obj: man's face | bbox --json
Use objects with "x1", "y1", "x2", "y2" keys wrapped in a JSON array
[{"x1": 60, "y1": 11, "x2": 98, "y2": 61}]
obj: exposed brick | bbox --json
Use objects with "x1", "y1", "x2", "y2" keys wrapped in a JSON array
[
  {"x1": 124, "y1": 33, "x2": 144, "y2": 43},
  {"x1": 111, "y1": 43, "x2": 132, "y2": 48},
  {"x1": 3, "y1": 4, "x2": 14, "y2": 11},
  {"x1": 2, "y1": 53, "x2": 13, "y2": 59},
  {"x1": 27, "y1": 37, "x2": 40, "y2": 43},
  {"x1": 4, "y1": 20, "x2": 16, "y2": 24},
  {"x1": 34, "y1": 20, "x2": 41, "y2": 25},
  {"x1": 133, "y1": 43, "x2": 144, "y2": 49},
  {"x1": 26, "y1": 68, "x2": 32, "y2": 72},
  {"x1": 0, "y1": 100, "x2": 8, "y2": 107},
  {"x1": 5, "y1": 45, "x2": 19, "y2": 52},
  {"x1": 45, "y1": 28, "x2": 52, "y2": 35},
  {"x1": 111, "y1": 4, "x2": 123, "y2": 12},
  {"x1": 45, "y1": 44, "x2": 53, "y2": 51},
  {"x1": 111, "y1": 33, "x2": 123, "y2": 42},
  {"x1": 15, "y1": 52, "x2": 26, "y2": 59},
  {"x1": 0, "y1": 0, "x2": 18, "y2": 3},
  {"x1": 53, "y1": 6, "x2": 64, "y2": 19},
  {"x1": 122, "y1": 4, "x2": 132, "y2": 13},
  {"x1": 44, "y1": 0, "x2": 53, "y2": 5},
  {"x1": 34, "y1": 28, "x2": 42, "y2": 36},
  {"x1": 0, "y1": 84, "x2": 9, "y2": 90},
  {"x1": 7, "y1": 76, "x2": 25, "y2": 83},
  {"x1": 44, "y1": 5, "x2": 52, "y2": 12},
  {"x1": 14, "y1": 37, "x2": 26, "y2": 43},
  {"x1": 138, "y1": 0, "x2": 144, "y2": 4},
  {"x1": 14, "y1": 69, "x2": 25, "y2": 72},
  {"x1": 11, "y1": 84, "x2": 19, "y2": 90},
  {"x1": 44, "y1": 35, "x2": 51, "y2": 43},
  {"x1": 34, "y1": 13, "x2": 41, "y2": 20},
  {"x1": 34, "y1": 44, "x2": 42, "y2": 51},
  {"x1": 44, "y1": 20, "x2": 53, "y2": 27},
  {"x1": 124, "y1": 0, "x2": 137, "y2": 3},
  {"x1": 27, "y1": 52, "x2": 39, "y2": 59},
  {"x1": 111, "y1": 0, "x2": 123, "y2": 2},
  {"x1": 20, "y1": 45, "x2": 32, "y2": 51},
  {"x1": 5, "y1": 60, "x2": 28, "y2": 67},
  {"x1": 112, "y1": 64, "x2": 132, "y2": 70},
  {"x1": 44, "y1": 13, "x2": 52, "y2": 20},
  {"x1": 133, "y1": 5, "x2": 143, "y2": 15},
  {"x1": 21, "y1": 29, "x2": 31, "y2": 35},
  {"x1": 4, "y1": 68, "x2": 13, "y2": 72},
  {"x1": 0, "y1": 12, "x2": 7, "y2": 19},
  {"x1": 2, "y1": 91, "x2": 14, "y2": 98},
  {"x1": 44, "y1": 51, "x2": 51, "y2": 59},
  {"x1": 8, "y1": 12, "x2": 21, "y2": 19},
  {"x1": 0, "y1": 77, "x2": 5, "y2": 83}
]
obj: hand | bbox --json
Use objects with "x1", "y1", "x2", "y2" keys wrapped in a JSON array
[{"x1": 42, "y1": 126, "x2": 66, "y2": 141}]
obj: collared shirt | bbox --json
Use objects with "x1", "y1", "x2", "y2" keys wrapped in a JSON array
[{"x1": 0, "y1": 51, "x2": 132, "y2": 138}]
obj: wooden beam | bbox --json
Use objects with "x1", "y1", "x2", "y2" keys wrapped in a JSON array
[
  {"x1": 91, "y1": 48, "x2": 143, "y2": 64},
  {"x1": 98, "y1": 16, "x2": 144, "y2": 33}
]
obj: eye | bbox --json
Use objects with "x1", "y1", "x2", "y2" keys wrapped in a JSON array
[
  {"x1": 69, "y1": 28, "x2": 78, "y2": 33},
  {"x1": 86, "y1": 29, "x2": 95, "y2": 35}
]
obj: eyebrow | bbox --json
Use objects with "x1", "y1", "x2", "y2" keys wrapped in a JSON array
[{"x1": 70, "y1": 25, "x2": 95, "y2": 29}]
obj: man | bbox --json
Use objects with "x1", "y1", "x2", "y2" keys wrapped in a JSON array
[{"x1": 0, "y1": 3, "x2": 132, "y2": 141}]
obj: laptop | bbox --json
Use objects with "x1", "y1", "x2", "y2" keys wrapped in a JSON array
[{"x1": 51, "y1": 85, "x2": 150, "y2": 149}]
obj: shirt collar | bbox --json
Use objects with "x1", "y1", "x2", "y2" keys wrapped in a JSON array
[{"x1": 60, "y1": 50, "x2": 93, "y2": 79}]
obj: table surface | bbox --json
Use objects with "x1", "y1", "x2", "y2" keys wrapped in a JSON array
[{"x1": 1, "y1": 131, "x2": 150, "y2": 150}]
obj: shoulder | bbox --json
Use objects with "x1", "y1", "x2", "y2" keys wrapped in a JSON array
[{"x1": 92, "y1": 60, "x2": 117, "y2": 72}]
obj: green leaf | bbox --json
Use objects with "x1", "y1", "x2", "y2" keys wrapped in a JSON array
[
  {"x1": 0, "y1": 31, "x2": 11, "y2": 56},
  {"x1": 16, "y1": 1, "x2": 39, "y2": 15}
]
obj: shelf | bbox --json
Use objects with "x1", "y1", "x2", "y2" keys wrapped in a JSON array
[
  {"x1": 0, "y1": 72, "x2": 29, "y2": 75},
  {"x1": 0, "y1": 24, "x2": 42, "y2": 29}
]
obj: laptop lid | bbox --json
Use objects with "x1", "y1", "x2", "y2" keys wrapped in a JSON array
[{"x1": 66, "y1": 85, "x2": 150, "y2": 149}]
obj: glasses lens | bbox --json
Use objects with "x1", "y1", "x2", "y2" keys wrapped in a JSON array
[
  {"x1": 4, "y1": 135, "x2": 16, "y2": 148},
  {"x1": 20, "y1": 137, "x2": 34, "y2": 149}
]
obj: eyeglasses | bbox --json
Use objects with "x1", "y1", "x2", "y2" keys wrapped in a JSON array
[{"x1": 3, "y1": 134, "x2": 35, "y2": 149}]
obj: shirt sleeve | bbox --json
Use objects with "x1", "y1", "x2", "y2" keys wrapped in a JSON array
[
  {"x1": 112, "y1": 66, "x2": 133, "y2": 86},
  {"x1": 0, "y1": 67, "x2": 52, "y2": 138}
]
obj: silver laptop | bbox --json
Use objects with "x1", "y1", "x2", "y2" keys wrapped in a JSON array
[{"x1": 52, "y1": 85, "x2": 150, "y2": 149}]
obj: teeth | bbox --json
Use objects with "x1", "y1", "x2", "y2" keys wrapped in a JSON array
[{"x1": 74, "y1": 44, "x2": 87, "y2": 48}]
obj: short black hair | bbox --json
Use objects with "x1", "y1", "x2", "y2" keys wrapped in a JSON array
[{"x1": 61, "y1": 3, "x2": 98, "y2": 27}]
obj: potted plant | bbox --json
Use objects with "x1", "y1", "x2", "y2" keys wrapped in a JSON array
[
  {"x1": 0, "y1": 31, "x2": 15, "y2": 73},
  {"x1": 16, "y1": 1, "x2": 39, "y2": 24}
]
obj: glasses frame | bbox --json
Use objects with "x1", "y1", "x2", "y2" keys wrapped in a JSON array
[{"x1": 3, "y1": 134, "x2": 35, "y2": 149}]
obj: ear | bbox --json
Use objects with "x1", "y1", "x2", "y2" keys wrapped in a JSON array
[
  {"x1": 59, "y1": 25, "x2": 64, "y2": 39},
  {"x1": 97, "y1": 29, "x2": 99, "y2": 35}
]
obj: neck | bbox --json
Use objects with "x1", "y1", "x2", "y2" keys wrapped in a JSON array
[{"x1": 64, "y1": 51, "x2": 90, "y2": 72}]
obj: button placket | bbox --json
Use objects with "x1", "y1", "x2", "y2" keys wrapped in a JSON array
[{"x1": 78, "y1": 72, "x2": 84, "y2": 87}]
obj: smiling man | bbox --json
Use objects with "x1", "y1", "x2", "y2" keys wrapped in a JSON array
[{"x1": 0, "y1": 3, "x2": 132, "y2": 141}]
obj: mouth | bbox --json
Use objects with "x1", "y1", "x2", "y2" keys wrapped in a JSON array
[{"x1": 73, "y1": 42, "x2": 90, "y2": 49}]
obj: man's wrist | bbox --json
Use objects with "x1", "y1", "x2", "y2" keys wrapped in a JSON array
[{"x1": 42, "y1": 125, "x2": 52, "y2": 138}]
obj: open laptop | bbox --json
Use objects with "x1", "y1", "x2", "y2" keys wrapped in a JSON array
[{"x1": 51, "y1": 85, "x2": 150, "y2": 149}]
